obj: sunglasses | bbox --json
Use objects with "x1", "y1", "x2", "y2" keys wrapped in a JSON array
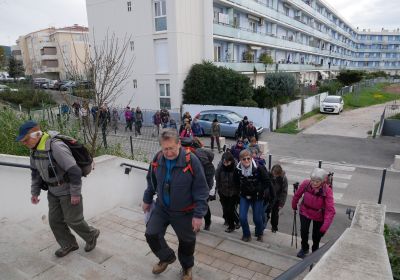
[{"x1": 241, "y1": 157, "x2": 252, "y2": 161}]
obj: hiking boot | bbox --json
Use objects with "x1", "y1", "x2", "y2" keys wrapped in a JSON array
[
  {"x1": 241, "y1": 236, "x2": 251, "y2": 242},
  {"x1": 256, "y1": 235, "x2": 263, "y2": 242},
  {"x1": 271, "y1": 227, "x2": 278, "y2": 233},
  {"x1": 182, "y1": 267, "x2": 192, "y2": 280},
  {"x1": 225, "y1": 227, "x2": 235, "y2": 233},
  {"x1": 152, "y1": 255, "x2": 177, "y2": 274},
  {"x1": 84, "y1": 229, "x2": 100, "y2": 252},
  {"x1": 296, "y1": 249, "x2": 309, "y2": 259},
  {"x1": 235, "y1": 223, "x2": 241, "y2": 229},
  {"x1": 55, "y1": 243, "x2": 79, "y2": 257}
]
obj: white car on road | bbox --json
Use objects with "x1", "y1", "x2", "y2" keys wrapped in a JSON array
[{"x1": 320, "y1": 95, "x2": 344, "y2": 114}]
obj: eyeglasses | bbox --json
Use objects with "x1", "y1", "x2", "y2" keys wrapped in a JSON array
[{"x1": 241, "y1": 157, "x2": 252, "y2": 161}]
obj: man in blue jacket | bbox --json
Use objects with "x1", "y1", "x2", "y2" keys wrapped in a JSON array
[{"x1": 142, "y1": 128, "x2": 209, "y2": 280}]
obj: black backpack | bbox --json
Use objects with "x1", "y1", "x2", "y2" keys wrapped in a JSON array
[
  {"x1": 52, "y1": 134, "x2": 93, "y2": 177},
  {"x1": 181, "y1": 137, "x2": 215, "y2": 189}
]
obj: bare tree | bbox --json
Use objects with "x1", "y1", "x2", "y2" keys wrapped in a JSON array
[{"x1": 59, "y1": 30, "x2": 134, "y2": 155}]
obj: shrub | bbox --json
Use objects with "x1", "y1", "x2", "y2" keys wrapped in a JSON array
[
  {"x1": 0, "y1": 86, "x2": 55, "y2": 111},
  {"x1": 237, "y1": 98, "x2": 258, "y2": 107},
  {"x1": 259, "y1": 53, "x2": 273, "y2": 65},
  {"x1": 337, "y1": 70, "x2": 364, "y2": 86},
  {"x1": 318, "y1": 80, "x2": 343, "y2": 95},
  {"x1": 182, "y1": 61, "x2": 253, "y2": 106},
  {"x1": 264, "y1": 72, "x2": 297, "y2": 99},
  {"x1": 253, "y1": 86, "x2": 291, "y2": 108},
  {"x1": 384, "y1": 225, "x2": 400, "y2": 280}
]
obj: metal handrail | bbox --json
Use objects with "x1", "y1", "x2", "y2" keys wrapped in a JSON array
[
  {"x1": 0, "y1": 161, "x2": 30, "y2": 169},
  {"x1": 120, "y1": 162, "x2": 148, "y2": 172},
  {"x1": 275, "y1": 237, "x2": 338, "y2": 280}
]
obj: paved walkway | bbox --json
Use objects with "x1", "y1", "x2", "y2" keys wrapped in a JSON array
[
  {"x1": 302, "y1": 102, "x2": 394, "y2": 138},
  {"x1": 1, "y1": 206, "x2": 303, "y2": 280}
]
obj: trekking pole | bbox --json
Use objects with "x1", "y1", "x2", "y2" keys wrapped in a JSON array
[{"x1": 291, "y1": 182, "x2": 299, "y2": 248}]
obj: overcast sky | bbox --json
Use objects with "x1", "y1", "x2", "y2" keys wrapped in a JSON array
[{"x1": 0, "y1": 0, "x2": 399, "y2": 46}]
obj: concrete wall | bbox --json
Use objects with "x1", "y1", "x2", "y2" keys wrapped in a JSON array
[
  {"x1": 276, "y1": 92, "x2": 328, "y2": 127},
  {"x1": 0, "y1": 154, "x2": 148, "y2": 222},
  {"x1": 382, "y1": 119, "x2": 400, "y2": 136},
  {"x1": 304, "y1": 201, "x2": 393, "y2": 280},
  {"x1": 182, "y1": 104, "x2": 271, "y2": 130}
]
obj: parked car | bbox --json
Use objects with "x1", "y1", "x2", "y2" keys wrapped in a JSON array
[
  {"x1": 320, "y1": 95, "x2": 344, "y2": 114},
  {"x1": 33, "y1": 78, "x2": 50, "y2": 88},
  {"x1": 42, "y1": 80, "x2": 58, "y2": 89},
  {"x1": 0, "y1": 84, "x2": 18, "y2": 92},
  {"x1": 195, "y1": 110, "x2": 263, "y2": 138},
  {"x1": 60, "y1": 81, "x2": 77, "y2": 91}
]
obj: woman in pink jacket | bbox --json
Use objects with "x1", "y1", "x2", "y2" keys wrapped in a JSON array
[{"x1": 292, "y1": 168, "x2": 336, "y2": 259}]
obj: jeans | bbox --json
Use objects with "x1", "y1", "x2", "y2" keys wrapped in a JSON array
[{"x1": 239, "y1": 196, "x2": 264, "y2": 237}]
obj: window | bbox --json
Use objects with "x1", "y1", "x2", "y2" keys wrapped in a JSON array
[
  {"x1": 214, "y1": 45, "x2": 221, "y2": 62},
  {"x1": 154, "y1": 0, "x2": 167, "y2": 31},
  {"x1": 217, "y1": 115, "x2": 230, "y2": 124},
  {"x1": 249, "y1": 20, "x2": 257, "y2": 32},
  {"x1": 130, "y1": 41, "x2": 134, "y2": 51},
  {"x1": 127, "y1": 1, "x2": 132, "y2": 12},
  {"x1": 200, "y1": 114, "x2": 214, "y2": 122},
  {"x1": 158, "y1": 81, "x2": 171, "y2": 109},
  {"x1": 133, "y1": 79, "x2": 137, "y2": 88}
]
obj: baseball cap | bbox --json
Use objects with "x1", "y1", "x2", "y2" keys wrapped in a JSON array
[{"x1": 16, "y1": 120, "x2": 38, "y2": 141}]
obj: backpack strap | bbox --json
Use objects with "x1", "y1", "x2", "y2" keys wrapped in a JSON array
[
  {"x1": 150, "y1": 151, "x2": 163, "y2": 193},
  {"x1": 182, "y1": 147, "x2": 194, "y2": 175}
]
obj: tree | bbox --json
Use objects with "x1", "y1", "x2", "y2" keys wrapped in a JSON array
[
  {"x1": 8, "y1": 56, "x2": 24, "y2": 78},
  {"x1": 0, "y1": 47, "x2": 6, "y2": 70},
  {"x1": 59, "y1": 31, "x2": 134, "y2": 156},
  {"x1": 264, "y1": 72, "x2": 296, "y2": 99},
  {"x1": 259, "y1": 52, "x2": 273, "y2": 67},
  {"x1": 182, "y1": 61, "x2": 253, "y2": 106},
  {"x1": 336, "y1": 70, "x2": 364, "y2": 86}
]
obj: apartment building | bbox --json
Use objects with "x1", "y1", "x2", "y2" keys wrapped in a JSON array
[
  {"x1": 85, "y1": 0, "x2": 400, "y2": 111},
  {"x1": 12, "y1": 25, "x2": 89, "y2": 80}
]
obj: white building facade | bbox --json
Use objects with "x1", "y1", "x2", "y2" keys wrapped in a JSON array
[{"x1": 85, "y1": 0, "x2": 400, "y2": 111}]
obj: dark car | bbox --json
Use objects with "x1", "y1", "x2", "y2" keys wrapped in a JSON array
[
  {"x1": 60, "y1": 81, "x2": 77, "y2": 91},
  {"x1": 195, "y1": 110, "x2": 263, "y2": 138}
]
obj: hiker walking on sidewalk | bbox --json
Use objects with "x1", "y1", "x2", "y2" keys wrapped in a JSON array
[
  {"x1": 142, "y1": 128, "x2": 209, "y2": 280},
  {"x1": 17, "y1": 121, "x2": 99, "y2": 258},
  {"x1": 292, "y1": 168, "x2": 336, "y2": 259},
  {"x1": 269, "y1": 164, "x2": 288, "y2": 233}
]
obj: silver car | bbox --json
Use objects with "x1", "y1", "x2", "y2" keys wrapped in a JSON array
[{"x1": 195, "y1": 110, "x2": 263, "y2": 138}]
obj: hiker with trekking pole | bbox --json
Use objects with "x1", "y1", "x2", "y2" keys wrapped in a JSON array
[{"x1": 291, "y1": 168, "x2": 336, "y2": 259}]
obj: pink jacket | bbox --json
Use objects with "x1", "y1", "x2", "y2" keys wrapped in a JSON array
[{"x1": 292, "y1": 179, "x2": 336, "y2": 233}]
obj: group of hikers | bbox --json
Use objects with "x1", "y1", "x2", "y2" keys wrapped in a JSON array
[{"x1": 17, "y1": 109, "x2": 336, "y2": 280}]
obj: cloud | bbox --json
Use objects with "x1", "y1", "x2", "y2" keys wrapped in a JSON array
[
  {"x1": 323, "y1": 0, "x2": 400, "y2": 31},
  {"x1": 0, "y1": 0, "x2": 88, "y2": 45}
]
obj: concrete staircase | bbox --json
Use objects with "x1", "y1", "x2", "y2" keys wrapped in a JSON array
[{"x1": 0, "y1": 206, "x2": 303, "y2": 280}]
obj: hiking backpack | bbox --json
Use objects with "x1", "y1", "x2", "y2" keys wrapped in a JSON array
[{"x1": 52, "y1": 134, "x2": 93, "y2": 177}]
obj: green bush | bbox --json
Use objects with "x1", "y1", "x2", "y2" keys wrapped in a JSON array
[
  {"x1": 237, "y1": 98, "x2": 258, "y2": 107},
  {"x1": 318, "y1": 80, "x2": 343, "y2": 95},
  {"x1": 384, "y1": 225, "x2": 400, "y2": 280},
  {"x1": 264, "y1": 72, "x2": 297, "y2": 99},
  {"x1": 365, "y1": 71, "x2": 388, "y2": 79},
  {"x1": 252, "y1": 86, "x2": 291, "y2": 108},
  {"x1": 337, "y1": 70, "x2": 364, "y2": 86},
  {"x1": 182, "y1": 61, "x2": 253, "y2": 106},
  {"x1": 0, "y1": 86, "x2": 55, "y2": 111},
  {"x1": 259, "y1": 52, "x2": 273, "y2": 65}
]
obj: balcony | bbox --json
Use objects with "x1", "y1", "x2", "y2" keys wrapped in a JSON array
[
  {"x1": 223, "y1": 0, "x2": 356, "y2": 51},
  {"x1": 214, "y1": 61, "x2": 343, "y2": 73},
  {"x1": 214, "y1": 22, "x2": 354, "y2": 60}
]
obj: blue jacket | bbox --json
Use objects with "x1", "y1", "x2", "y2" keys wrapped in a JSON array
[{"x1": 143, "y1": 148, "x2": 209, "y2": 218}]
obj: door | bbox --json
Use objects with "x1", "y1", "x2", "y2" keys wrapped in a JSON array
[{"x1": 216, "y1": 114, "x2": 232, "y2": 137}]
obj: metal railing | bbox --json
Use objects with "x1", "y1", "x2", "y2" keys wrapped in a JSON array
[
  {"x1": 275, "y1": 237, "x2": 338, "y2": 280},
  {"x1": 0, "y1": 161, "x2": 30, "y2": 169}
]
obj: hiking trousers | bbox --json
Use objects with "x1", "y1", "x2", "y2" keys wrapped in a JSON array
[
  {"x1": 300, "y1": 214, "x2": 324, "y2": 252},
  {"x1": 145, "y1": 205, "x2": 196, "y2": 269},
  {"x1": 219, "y1": 194, "x2": 238, "y2": 229},
  {"x1": 48, "y1": 193, "x2": 96, "y2": 248}
]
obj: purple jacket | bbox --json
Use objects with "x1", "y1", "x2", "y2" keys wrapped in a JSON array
[
  {"x1": 125, "y1": 110, "x2": 133, "y2": 121},
  {"x1": 292, "y1": 179, "x2": 335, "y2": 233}
]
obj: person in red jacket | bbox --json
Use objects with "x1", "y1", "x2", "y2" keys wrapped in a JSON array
[{"x1": 292, "y1": 168, "x2": 336, "y2": 259}]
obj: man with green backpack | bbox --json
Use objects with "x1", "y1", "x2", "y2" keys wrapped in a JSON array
[{"x1": 17, "y1": 120, "x2": 99, "y2": 258}]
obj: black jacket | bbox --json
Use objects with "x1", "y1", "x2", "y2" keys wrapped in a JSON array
[{"x1": 233, "y1": 161, "x2": 274, "y2": 201}]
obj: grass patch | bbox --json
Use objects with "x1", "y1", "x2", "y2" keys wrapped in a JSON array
[
  {"x1": 275, "y1": 120, "x2": 300, "y2": 134},
  {"x1": 344, "y1": 83, "x2": 400, "y2": 109},
  {"x1": 384, "y1": 224, "x2": 400, "y2": 280},
  {"x1": 300, "y1": 109, "x2": 320, "y2": 120}
]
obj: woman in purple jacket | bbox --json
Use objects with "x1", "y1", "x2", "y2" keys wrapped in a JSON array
[{"x1": 292, "y1": 168, "x2": 336, "y2": 258}]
